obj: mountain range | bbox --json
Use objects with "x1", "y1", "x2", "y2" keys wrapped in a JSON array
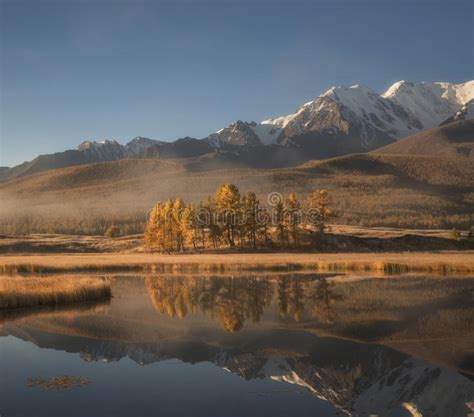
[{"x1": 1, "y1": 80, "x2": 472, "y2": 182}]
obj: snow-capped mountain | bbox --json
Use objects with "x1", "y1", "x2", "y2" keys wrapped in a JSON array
[
  {"x1": 205, "y1": 120, "x2": 282, "y2": 147},
  {"x1": 77, "y1": 139, "x2": 130, "y2": 160},
  {"x1": 209, "y1": 80, "x2": 473, "y2": 151},
  {"x1": 1, "y1": 79, "x2": 472, "y2": 183},
  {"x1": 125, "y1": 136, "x2": 166, "y2": 153},
  {"x1": 77, "y1": 137, "x2": 165, "y2": 159}
]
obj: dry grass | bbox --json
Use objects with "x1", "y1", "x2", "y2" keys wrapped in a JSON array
[
  {"x1": 0, "y1": 275, "x2": 111, "y2": 309},
  {"x1": 0, "y1": 252, "x2": 473, "y2": 274}
]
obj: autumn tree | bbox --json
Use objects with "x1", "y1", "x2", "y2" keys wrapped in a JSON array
[
  {"x1": 145, "y1": 203, "x2": 164, "y2": 251},
  {"x1": 161, "y1": 199, "x2": 175, "y2": 252},
  {"x1": 145, "y1": 199, "x2": 195, "y2": 253},
  {"x1": 215, "y1": 184, "x2": 241, "y2": 247},
  {"x1": 196, "y1": 201, "x2": 208, "y2": 249},
  {"x1": 274, "y1": 200, "x2": 286, "y2": 245},
  {"x1": 306, "y1": 189, "x2": 336, "y2": 239},
  {"x1": 184, "y1": 203, "x2": 199, "y2": 251},
  {"x1": 203, "y1": 197, "x2": 221, "y2": 249},
  {"x1": 144, "y1": 184, "x2": 340, "y2": 252},
  {"x1": 285, "y1": 192, "x2": 301, "y2": 247},
  {"x1": 242, "y1": 191, "x2": 259, "y2": 248},
  {"x1": 257, "y1": 207, "x2": 271, "y2": 245},
  {"x1": 172, "y1": 198, "x2": 187, "y2": 252}
]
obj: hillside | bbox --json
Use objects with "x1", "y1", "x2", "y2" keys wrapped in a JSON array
[
  {"x1": 1, "y1": 152, "x2": 472, "y2": 235},
  {"x1": 373, "y1": 119, "x2": 474, "y2": 159}
]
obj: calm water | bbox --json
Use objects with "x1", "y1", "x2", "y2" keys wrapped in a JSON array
[{"x1": 1, "y1": 273, "x2": 473, "y2": 417}]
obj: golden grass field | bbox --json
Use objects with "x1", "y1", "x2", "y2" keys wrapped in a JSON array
[
  {"x1": 0, "y1": 251, "x2": 473, "y2": 274},
  {"x1": 0, "y1": 275, "x2": 111, "y2": 309}
]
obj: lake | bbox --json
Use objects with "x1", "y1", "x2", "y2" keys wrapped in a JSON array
[{"x1": 1, "y1": 273, "x2": 473, "y2": 417}]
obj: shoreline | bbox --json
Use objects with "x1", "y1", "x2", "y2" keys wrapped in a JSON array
[{"x1": 1, "y1": 251, "x2": 473, "y2": 274}]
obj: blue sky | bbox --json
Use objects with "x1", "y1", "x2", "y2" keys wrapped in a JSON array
[{"x1": 1, "y1": 0, "x2": 473, "y2": 166}]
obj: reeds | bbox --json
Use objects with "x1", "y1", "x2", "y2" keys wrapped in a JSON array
[
  {"x1": 0, "y1": 252, "x2": 472, "y2": 275},
  {"x1": 0, "y1": 276, "x2": 111, "y2": 310}
]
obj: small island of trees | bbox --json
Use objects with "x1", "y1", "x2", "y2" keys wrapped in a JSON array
[{"x1": 144, "y1": 183, "x2": 336, "y2": 253}]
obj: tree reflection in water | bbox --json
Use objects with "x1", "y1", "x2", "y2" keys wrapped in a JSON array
[{"x1": 145, "y1": 275, "x2": 342, "y2": 331}]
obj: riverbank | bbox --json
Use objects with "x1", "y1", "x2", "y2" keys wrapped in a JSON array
[{"x1": 1, "y1": 251, "x2": 473, "y2": 274}]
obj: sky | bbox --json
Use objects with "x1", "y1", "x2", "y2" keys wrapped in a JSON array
[{"x1": 1, "y1": 0, "x2": 473, "y2": 166}]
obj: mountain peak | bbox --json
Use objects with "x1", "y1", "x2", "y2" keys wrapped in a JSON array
[
  {"x1": 382, "y1": 80, "x2": 415, "y2": 97},
  {"x1": 77, "y1": 139, "x2": 120, "y2": 151}
]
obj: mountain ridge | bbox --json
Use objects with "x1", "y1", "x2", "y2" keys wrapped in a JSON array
[{"x1": 1, "y1": 79, "x2": 472, "y2": 183}]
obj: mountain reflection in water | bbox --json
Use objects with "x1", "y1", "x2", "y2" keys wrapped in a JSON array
[{"x1": 1, "y1": 273, "x2": 473, "y2": 417}]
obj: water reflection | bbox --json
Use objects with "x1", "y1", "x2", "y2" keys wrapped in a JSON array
[
  {"x1": 277, "y1": 275, "x2": 342, "y2": 323},
  {"x1": 0, "y1": 298, "x2": 110, "y2": 325},
  {"x1": 146, "y1": 275, "x2": 274, "y2": 332},
  {"x1": 145, "y1": 275, "x2": 343, "y2": 331},
  {"x1": 1, "y1": 273, "x2": 473, "y2": 417}
]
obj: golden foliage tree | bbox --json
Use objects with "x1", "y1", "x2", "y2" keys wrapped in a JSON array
[
  {"x1": 306, "y1": 189, "x2": 336, "y2": 237},
  {"x1": 144, "y1": 184, "x2": 341, "y2": 252},
  {"x1": 285, "y1": 192, "x2": 301, "y2": 247},
  {"x1": 214, "y1": 184, "x2": 241, "y2": 247},
  {"x1": 242, "y1": 191, "x2": 259, "y2": 248}
]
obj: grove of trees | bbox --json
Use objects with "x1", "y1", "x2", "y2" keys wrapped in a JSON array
[{"x1": 144, "y1": 183, "x2": 336, "y2": 252}]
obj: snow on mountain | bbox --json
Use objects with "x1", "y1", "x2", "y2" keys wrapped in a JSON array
[
  {"x1": 77, "y1": 137, "x2": 164, "y2": 161},
  {"x1": 382, "y1": 80, "x2": 474, "y2": 131},
  {"x1": 261, "y1": 101, "x2": 315, "y2": 128},
  {"x1": 204, "y1": 121, "x2": 263, "y2": 147},
  {"x1": 211, "y1": 80, "x2": 473, "y2": 149},
  {"x1": 248, "y1": 122, "x2": 282, "y2": 145},
  {"x1": 77, "y1": 139, "x2": 130, "y2": 161},
  {"x1": 125, "y1": 136, "x2": 166, "y2": 153},
  {"x1": 3, "y1": 79, "x2": 472, "y2": 182}
]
